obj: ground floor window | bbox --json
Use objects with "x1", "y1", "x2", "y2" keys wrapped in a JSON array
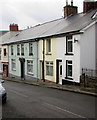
[
  {"x1": 46, "y1": 61, "x2": 53, "y2": 76},
  {"x1": 27, "y1": 60, "x2": 33, "y2": 75},
  {"x1": 66, "y1": 60, "x2": 72, "y2": 78},
  {"x1": 11, "y1": 59, "x2": 16, "y2": 71}
]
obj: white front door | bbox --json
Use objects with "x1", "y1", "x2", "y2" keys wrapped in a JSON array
[{"x1": 59, "y1": 62, "x2": 62, "y2": 84}]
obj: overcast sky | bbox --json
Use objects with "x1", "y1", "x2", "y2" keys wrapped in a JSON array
[{"x1": 0, "y1": 0, "x2": 85, "y2": 30}]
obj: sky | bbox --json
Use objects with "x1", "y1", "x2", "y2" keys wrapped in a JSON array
[{"x1": 0, "y1": 0, "x2": 85, "y2": 30}]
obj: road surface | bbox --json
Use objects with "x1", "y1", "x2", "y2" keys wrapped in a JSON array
[{"x1": 2, "y1": 80, "x2": 96, "y2": 119}]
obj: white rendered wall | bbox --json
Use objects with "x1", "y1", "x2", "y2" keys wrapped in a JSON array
[
  {"x1": 56, "y1": 35, "x2": 80, "y2": 84},
  {"x1": 80, "y1": 24, "x2": 96, "y2": 71}
]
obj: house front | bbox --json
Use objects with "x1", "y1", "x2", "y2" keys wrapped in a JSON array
[
  {"x1": 8, "y1": 40, "x2": 39, "y2": 81},
  {"x1": 0, "y1": 24, "x2": 20, "y2": 77}
]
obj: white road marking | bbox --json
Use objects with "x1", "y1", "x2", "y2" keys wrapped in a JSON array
[
  {"x1": 9, "y1": 89, "x2": 28, "y2": 98},
  {"x1": 44, "y1": 102, "x2": 86, "y2": 118}
]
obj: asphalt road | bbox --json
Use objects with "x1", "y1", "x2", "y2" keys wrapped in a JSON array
[{"x1": 2, "y1": 80, "x2": 96, "y2": 119}]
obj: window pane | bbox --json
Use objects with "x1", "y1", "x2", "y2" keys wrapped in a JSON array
[
  {"x1": 12, "y1": 59, "x2": 16, "y2": 71},
  {"x1": 46, "y1": 61, "x2": 53, "y2": 76},
  {"x1": 21, "y1": 44, "x2": 24, "y2": 55},
  {"x1": 11, "y1": 45, "x2": 13, "y2": 55},
  {"x1": 68, "y1": 61, "x2": 72, "y2": 64},
  {"x1": 67, "y1": 65, "x2": 72, "y2": 77},
  {"x1": 29, "y1": 43, "x2": 33, "y2": 55},
  {"x1": 47, "y1": 39, "x2": 51, "y2": 53},
  {"x1": 68, "y1": 41, "x2": 72, "y2": 52},
  {"x1": 27, "y1": 60, "x2": 33, "y2": 74},
  {"x1": 17, "y1": 45, "x2": 20, "y2": 55}
]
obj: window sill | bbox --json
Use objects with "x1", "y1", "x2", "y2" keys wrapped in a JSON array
[
  {"x1": 46, "y1": 75, "x2": 53, "y2": 77},
  {"x1": 27, "y1": 73, "x2": 34, "y2": 76},
  {"x1": 65, "y1": 53, "x2": 74, "y2": 56},
  {"x1": 12, "y1": 69, "x2": 16, "y2": 71},
  {"x1": 46, "y1": 53, "x2": 52, "y2": 55},
  {"x1": 65, "y1": 77, "x2": 73, "y2": 80}
]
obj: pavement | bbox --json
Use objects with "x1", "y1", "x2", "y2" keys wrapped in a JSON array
[{"x1": 1, "y1": 76, "x2": 97, "y2": 97}]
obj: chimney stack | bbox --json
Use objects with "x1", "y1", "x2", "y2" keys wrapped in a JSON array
[
  {"x1": 64, "y1": 0, "x2": 78, "y2": 18},
  {"x1": 83, "y1": 0, "x2": 97, "y2": 13},
  {"x1": 9, "y1": 24, "x2": 19, "y2": 31}
]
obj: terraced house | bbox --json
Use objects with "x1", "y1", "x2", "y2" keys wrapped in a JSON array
[
  {"x1": 2, "y1": 0, "x2": 97, "y2": 85},
  {"x1": 0, "y1": 24, "x2": 19, "y2": 77}
]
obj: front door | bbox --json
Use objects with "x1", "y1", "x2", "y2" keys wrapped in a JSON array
[
  {"x1": 21, "y1": 62, "x2": 24, "y2": 79},
  {"x1": 56, "y1": 60, "x2": 62, "y2": 84}
]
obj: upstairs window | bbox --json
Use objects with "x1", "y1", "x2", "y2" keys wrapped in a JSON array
[
  {"x1": 66, "y1": 35, "x2": 73, "y2": 55},
  {"x1": 21, "y1": 44, "x2": 24, "y2": 56},
  {"x1": 29, "y1": 42, "x2": 33, "y2": 56},
  {"x1": 11, "y1": 45, "x2": 13, "y2": 55},
  {"x1": 4, "y1": 48, "x2": 6, "y2": 56},
  {"x1": 46, "y1": 39, "x2": 51, "y2": 53},
  {"x1": 17, "y1": 44, "x2": 20, "y2": 55}
]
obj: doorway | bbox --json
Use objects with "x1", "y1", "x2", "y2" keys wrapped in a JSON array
[
  {"x1": 56, "y1": 60, "x2": 62, "y2": 84},
  {"x1": 19, "y1": 58, "x2": 25, "y2": 79},
  {"x1": 21, "y1": 62, "x2": 24, "y2": 78}
]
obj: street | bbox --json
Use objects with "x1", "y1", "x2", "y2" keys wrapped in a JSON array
[{"x1": 2, "y1": 80, "x2": 96, "y2": 119}]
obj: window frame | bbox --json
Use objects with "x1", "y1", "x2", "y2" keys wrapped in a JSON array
[
  {"x1": 29, "y1": 42, "x2": 33, "y2": 56},
  {"x1": 46, "y1": 61, "x2": 53, "y2": 76},
  {"x1": 46, "y1": 39, "x2": 51, "y2": 54},
  {"x1": 66, "y1": 35, "x2": 73, "y2": 55},
  {"x1": 17, "y1": 44, "x2": 20, "y2": 55},
  {"x1": 27, "y1": 60, "x2": 34, "y2": 75},
  {"x1": 66, "y1": 60, "x2": 73, "y2": 79},
  {"x1": 21, "y1": 44, "x2": 24, "y2": 56},
  {"x1": 11, "y1": 59, "x2": 16, "y2": 71},
  {"x1": 11, "y1": 45, "x2": 13, "y2": 55},
  {"x1": 4, "y1": 48, "x2": 7, "y2": 56}
]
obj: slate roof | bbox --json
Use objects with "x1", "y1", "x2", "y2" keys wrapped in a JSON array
[
  {"x1": 2, "y1": 9, "x2": 97, "y2": 44},
  {"x1": 0, "y1": 31, "x2": 20, "y2": 45},
  {"x1": 0, "y1": 31, "x2": 8, "y2": 37}
]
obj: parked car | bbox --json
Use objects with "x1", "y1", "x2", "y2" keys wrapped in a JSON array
[{"x1": 0, "y1": 80, "x2": 7, "y2": 104}]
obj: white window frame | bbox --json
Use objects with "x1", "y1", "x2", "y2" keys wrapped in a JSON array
[
  {"x1": 46, "y1": 61, "x2": 53, "y2": 76},
  {"x1": 67, "y1": 39, "x2": 73, "y2": 54},
  {"x1": 46, "y1": 39, "x2": 51, "y2": 53},
  {"x1": 27, "y1": 60, "x2": 33, "y2": 75},
  {"x1": 66, "y1": 35, "x2": 73, "y2": 54},
  {"x1": 11, "y1": 59, "x2": 16, "y2": 71},
  {"x1": 21, "y1": 44, "x2": 24, "y2": 55},
  {"x1": 66, "y1": 60, "x2": 73, "y2": 78},
  {"x1": 29, "y1": 42, "x2": 33, "y2": 55},
  {"x1": 17, "y1": 44, "x2": 20, "y2": 55},
  {"x1": 11, "y1": 45, "x2": 13, "y2": 55}
]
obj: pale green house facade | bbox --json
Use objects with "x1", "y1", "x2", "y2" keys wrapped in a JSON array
[{"x1": 8, "y1": 40, "x2": 40, "y2": 81}]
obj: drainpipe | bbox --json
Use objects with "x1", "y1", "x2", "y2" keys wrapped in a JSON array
[
  {"x1": 43, "y1": 39, "x2": 45, "y2": 82},
  {"x1": 36, "y1": 40, "x2": 38, "y2": 82}
]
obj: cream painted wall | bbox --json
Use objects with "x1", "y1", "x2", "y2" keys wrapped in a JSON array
[
  {"x1": 1, "y1": 45, "x2": 8, "y2": 63},
  {"x1": 45, "y1": 38, "x2": 57, "y2": 82}
]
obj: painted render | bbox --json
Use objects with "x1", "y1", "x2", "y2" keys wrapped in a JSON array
[
  {"x1": 56, "y1": 35, "x2": 80, "y2": 84},
  {"x1": 8, "y1": 41, "x2": 40, "y2": 81},
  {"x1": 80, "y1": 23, "x2": 96, "y2": 70}
]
